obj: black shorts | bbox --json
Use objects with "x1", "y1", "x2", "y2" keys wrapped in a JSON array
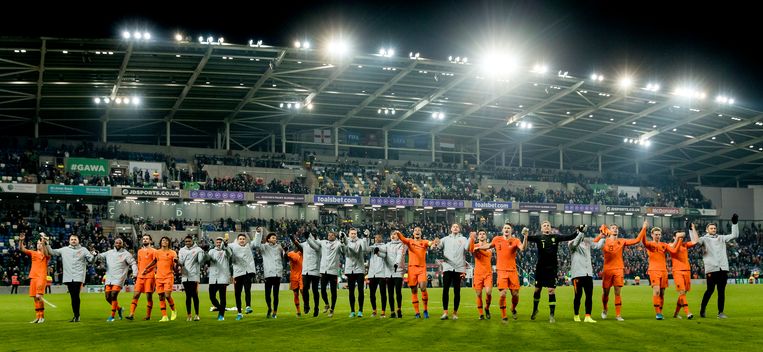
[{"x1": 535, "y1": 269, "x2": 557, "y2": 288}]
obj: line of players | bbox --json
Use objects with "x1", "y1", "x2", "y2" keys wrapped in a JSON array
[{"x1": 19, "y1": 213, "x2": 739, "y2": 323}]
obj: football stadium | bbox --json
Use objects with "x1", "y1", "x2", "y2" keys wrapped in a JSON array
[{"x1": 1, "y1": 3, "x2": 762, "y2": 351}]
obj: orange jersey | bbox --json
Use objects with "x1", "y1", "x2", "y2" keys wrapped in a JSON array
[
  {"x1": 136, "y1": 247, "x2": 157, "y2": 279},
  {"x1": 667, "y1": 238, "x2": 695, "y2": 272},
  {"x1": 600, "y1": 227, "x2": 645, "y2": 271},
  {"x1": 24, "y1": 250, "x2": 49, "y2": 279},
  {"x1": 469, "y1": 240, "x2": 493, "y2": 276},
  {"x1": 287, "y1": 251, "x2": 303, "y2": 281},
  {"x1": 155, "y1": 249, "x2": 177, "y2": 280},
  {"x1": 643, "y1": 241, "x2": 668, "y2": 272},
  {"x1": 491, "y1": 236, "x2": 521, "y2": 271},
  {"x1": 398, "y1": 232, "x2": 430, "y2": 267}
]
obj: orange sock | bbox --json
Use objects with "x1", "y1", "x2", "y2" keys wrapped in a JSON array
[
  {"x1": 652, "y1": 296, "x2": 662, "y2": 314},
  {"x1": 35, "y1": 300, "x2": 43, "y2": 319},
  {"x1": 412, "y1": 292, "x2": 420, "y2": 314},
  {"x1": 615, "y1": 296, "x2": 622, "y2": 316},
  {"x1": 111, "y1": 299, "x2": 119, "y2": 317},
  {"x1": 602, "y1": 294, "x2": 609, "y2": 311},
  {"x1": 476, "y1": 294, "x2": 484, "y2": 315},
  {"x1": 294, "y1": 291, "x2": 301, "y2": 311},
  {"x1": 485, "y1": 295, "x2": 492, "y2": 309},
  {"x1": 130, "y1": 298, "x2": 138, "y2": 316},
  {"x1": 511, "y1": 295, "x2": 519, "y2": 311},
  {"x1": 499, "y1": 296, "x2": 507, "y2": 319},
  {"x1": 146, "y1": 301, "x2": 153, "y2": 318},
  {"x1": 422, "y1": 291, "x2": 429, "y2": 311},
  {"x1": 680, "y1": 294, "x2": 690, "y2": 314},
  {"x1": 160, "y1": 299, "x2": 167, "y2": 316},
  {"x1": 167, "y1": 297, "x2": 175, "y2": 311},
  {"x1": 659, "y1": 295, "x2": 664, "y2": 311}
]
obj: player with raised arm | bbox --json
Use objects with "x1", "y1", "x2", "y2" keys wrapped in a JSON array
[
  {"x1": 294, "y1": 228, "x2": 321, "y2": 317},
  {"x1": 397, "y1": 227, "x2": 435, "y2": 318},
  {"x1": 569, "y1": 225, "x2": 602, "y2": 323},
  {"x1": 468, "y1": 230, "x2": 493, "y2": 320},
  {"x1": 126, "y1": 234, "x2": 156, "y2": 321},
  {"x1": 696, "y1": 214, "x2": 739, "y2": 319},
  {"x1": 230, "y1": 232, "x2": 258, "y2": 320},
  {"x1": 386, "y1": 230, "x2": 406, "y2": 318},
  {"x1": 286, "y1": 239, "x2": 304, "y2": 317},
  {"x1": 368, "y1": 232, "x2": 388, "y2": 318},
  {"x1": 595, "y1": 221, "x2": 646, "y2": 321},
  {"x1": 207, "y1": 234, "x2": 232, "y2": 320},
  {"x1": 433, "y1": 223, "x2": 470, "y2": 320},
  {"x1": 153, "y1": 236, "x2": 178, "y2": 322},
  {"x1": 178, "y1": 235, "x2": 205, "y2": 321},
  {"x1": 93, "y1": 237, "x2": 138, "y2": 322},
  {"x1": 527, "y1": 221, "x2": 579, "y2": 323},
  {"x1": 18, "y1": 232, "x2": 51, "y2": 323},
  {"x1": 254, "y1": 228, "x2": 286, "y2": 319},
  {"x1": 485, "y1": 222, "x2": 529, "y2": 322},
  {"x1": 344, "y1": 228, "x2": 369, "y2": 317},
  {"x1": 667, "y1": 224, "x2": 697, "y2": 320},
  {"x1": 46, "y1": 233, "x2": 94, "y2": 322},
  {"x1": 642, "y1": 225, "x2": 669, "y2": 320},
  {"x1": 307, "y1": 230, "x2": 346, "y2": 317}
]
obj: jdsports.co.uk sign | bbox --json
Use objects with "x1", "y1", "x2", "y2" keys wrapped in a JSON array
[{"x1": 120, "y1": 188, "x2": 180, "y2": 198}]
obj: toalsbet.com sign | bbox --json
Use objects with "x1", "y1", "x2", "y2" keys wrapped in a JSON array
[
  {"x1": 120, "y1": 188, "x2": 180, "y2": 198},
  {"x1": 313, "y1": 195, "x2": 362, "y2": 204}
]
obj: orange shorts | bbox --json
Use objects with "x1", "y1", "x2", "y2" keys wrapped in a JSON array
[
  {"x1": 473, "y1": 271, "x2": 493, "y2": 291},
  {"x1": 673, "y1": 271, "x2": 691, "y2": 292},
  {"x1": 602, "y1": 269, "x2": 624, "y2": 289},
  {"x1": 105, "y1": 284, "x2": 122, "y2": 293},
  {"x1": 29, "y1": 278, "x2": 46, "y2": 297},
  {"x1": 290, "y1": 275, "x2": 303, "y2": 290},
  {"x1": 497, "y1": 270, "x2": 520, "y2": 290},
  {"x1": 134, "y1": 278, "x2": 155, "y2": 293},
  {"x1": 648, "y1": 271, "x2": 669, "y2": 289},
  {"x1": 156, "y1": 277, "x2": 174, "y2": 293},
  {"x1": 407, "y1": 266, "x2": 427, "y2": 287}
]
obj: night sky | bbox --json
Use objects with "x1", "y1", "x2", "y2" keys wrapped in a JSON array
[{"x1": 2, "y1": 0, "x2": 760, "y2": 107}]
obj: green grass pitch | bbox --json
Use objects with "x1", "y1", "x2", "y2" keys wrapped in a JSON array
[{"x1": 3, "y1": 284, "x2": 761, "y2": 351}]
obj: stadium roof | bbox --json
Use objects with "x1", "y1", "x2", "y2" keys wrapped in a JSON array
[{"x1": 1, "y1": 36, "x2": 762, "y2": 186}]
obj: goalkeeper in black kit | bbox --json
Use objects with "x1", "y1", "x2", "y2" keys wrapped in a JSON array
[{"x1": 526, "y1": 221, "x2": 581, "y2": 323}]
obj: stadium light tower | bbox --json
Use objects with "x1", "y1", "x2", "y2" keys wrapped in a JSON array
[
  {"x1": 327, "y1": 38, "x2": 351, "y2": 57},
  {"x1": 481, "y1": 50, "x2": 519, "y2": 77}
]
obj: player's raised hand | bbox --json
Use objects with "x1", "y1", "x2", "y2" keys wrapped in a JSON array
[
  {"x1": 521, "y1": 227, "x2": 529, "y2": 236},
  {"x1": 577, "y1": 224, "x2": 587, "y2": 233},
  {"x1": 643, "y1": 220, "x2": 649, "y2": 229},
  {"x1": 256, "y1": 227, "x2": 262, "y2": 234},
  {"x1": 19, "y1": 233, "x2": 25, "y2": 241},
  {"x1": 731, "y1": 213, "x2": 739, "y2": 225},
  {"x1": 469, "y1": 231, "x2": 476, "y2": 239}
]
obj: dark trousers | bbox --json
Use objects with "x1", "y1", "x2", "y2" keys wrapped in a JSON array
[
  {"x1": 320, "y1": 274, "x2": 338, "y2": 310},
  {"x1": 347, "y1": 273, "x2": 365, "y2": 312},
  {"x1": 264, "y1": 277, "x2": 281, "y2": 313},
  {"x1": 572, "y1": 276, "x2": 593, "y2": 315},
  {"x1": 209, "y1": 284, "x2": 228, "y2": 317},
  {"x1": 387, "y1": 277, "x2": 403, "y2": 312},
  {"x1": 369, "y1": 278, "x2": 387, "y2": 312},
  {"x1": 302, "y1": 275, "x2": 320, "y2": 313},
  {"x1": 182, "y1": 281, "x2": 200, "y2": 315},
  {"x1": 701, "y1": 270, "x2": 728, "y2": 314},
  {"x1": 442, "y1": 271, "x2": 462, "y2": 312},
  {"x1": 234, "y1": 273, "x2": 253, "y2": 313},
  {"x1": 65, "y1": 282, "x2": 82, "y2": 318}
]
